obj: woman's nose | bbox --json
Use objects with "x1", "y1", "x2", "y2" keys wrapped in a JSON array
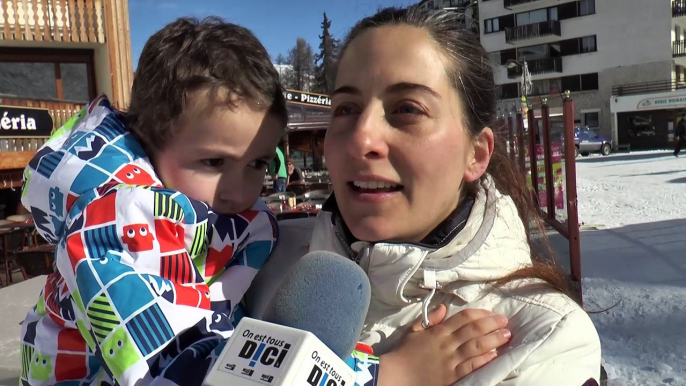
[{"x1": 347, "y1": 109, "x2": 389, "y2": 160}]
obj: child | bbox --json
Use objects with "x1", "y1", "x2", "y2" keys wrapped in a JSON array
[{"x1": 19, "y1": 17, "x2": 286, "y2": 385}]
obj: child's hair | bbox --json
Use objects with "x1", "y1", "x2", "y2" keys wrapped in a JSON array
[{"x1": 127, "y1": 17, "x2": 287, "y2": 153}]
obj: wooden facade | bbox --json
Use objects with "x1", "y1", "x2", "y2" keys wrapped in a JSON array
[
  {"x1": 283, "y1": 89, "x2": 330, "y2": 170},
  {"x1": 0, "y1": 0, "x2": 132, "y2": 216},
  {"x1": 0, "y1": 0, "x2": 133, "y2": 108}
]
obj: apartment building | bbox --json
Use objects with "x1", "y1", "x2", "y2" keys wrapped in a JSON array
[
  {"x1": 417, "y1": 0, "x2": 478, "y2": 31},
  {"x1": 480, "y1": 0, "x2": 686, "y2": 150}
]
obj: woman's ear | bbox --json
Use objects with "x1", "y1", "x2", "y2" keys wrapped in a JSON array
[{"x1": 464, "y1": 127, "x2": 494, "y2": 183}]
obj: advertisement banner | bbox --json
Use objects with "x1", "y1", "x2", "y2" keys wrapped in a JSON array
[{"x1": 524, "y1": 143, "x2": 565, "y2": 211}]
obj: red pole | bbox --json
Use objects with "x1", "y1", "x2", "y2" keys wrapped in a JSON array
[
  {"x1": 517, "y1": 112, "x2": 526, "y2": 171},
  {"x1": 541, "y1": 102, "x2": 555, "y2": 220},
  {"x1": 508, "y1": 114, "x2": 516, "y2": 163},
  {"x1": 563, "y1": 92, "x2": 583, "y2": 305},
  {"x1": 527, "y1": 108, "x2": 539, "y2": 202}
]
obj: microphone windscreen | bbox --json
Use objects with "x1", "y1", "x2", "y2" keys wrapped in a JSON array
[{"x1": 263, "y1": 250, "x2": 371, "y2": 359}]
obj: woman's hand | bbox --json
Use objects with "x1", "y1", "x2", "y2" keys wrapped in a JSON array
[{"x1": 378, "y1": 305, "x2": 510, "y2": 386}]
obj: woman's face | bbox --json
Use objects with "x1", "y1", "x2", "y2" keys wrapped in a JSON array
[{"x1": 326, "y1": 25, "x2": 492, "y2": 242}]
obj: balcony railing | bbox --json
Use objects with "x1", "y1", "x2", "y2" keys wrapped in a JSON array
[
  {"x1": 673, "y1": 0, "x2": 686, "y2": 17},
  {"x1": 505, "y1": 20, "x2": 561, "y2": 44},
  {"x1": 675, "y1": 41, "x2": 686, "y2": 58},
  {"x1": 504, "y1": 0, "x2": 542, "y2": 8},
  {"x1": 0, "y1": 96, "x2": 84, "y2": 169},
  {"x1": 507, "y1": 57, "x2": 563, "y2": 79},
  {"x1": 0, "y1": 0, "x2": 106, "y2": 43},
  {"x1": 0, "y1": 95, "x2": 84, "y2": 133},
  {"x1": 612, "y1": 80, "x2": 686, "y2": 97}
]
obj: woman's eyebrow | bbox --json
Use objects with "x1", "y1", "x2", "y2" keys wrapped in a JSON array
[
  {"x1": 385, "y1": 82, "x2": 441, "y2": 99},
  {"x1": 331, "y1": 83, "x2": 441, "y2": 99},
  {"x1": 331, "y1": 85, "x2": 361, "y2": 97}
]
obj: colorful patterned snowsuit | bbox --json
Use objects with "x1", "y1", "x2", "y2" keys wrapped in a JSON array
[{"x1": 18, "y1": 96, "x2": 279, "y2": 385}]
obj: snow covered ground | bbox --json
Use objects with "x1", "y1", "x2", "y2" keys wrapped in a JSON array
[
  {"x1": 570, "y1": 150, "x2": 686, "y2": 385},
  {"x1": 576, "y1": 150, "x2": 686, "y2": 229}
]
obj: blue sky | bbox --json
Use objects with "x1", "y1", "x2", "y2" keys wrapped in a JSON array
[{"x1": 128, "y1": 0, "x2": 416, "y2": 69}]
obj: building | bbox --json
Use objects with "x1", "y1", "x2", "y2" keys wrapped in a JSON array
[
  {"x1": 0, "y1": 0, "x2": 132, "y2": 218},
  {"x1": 416, "y1": 0, "x2": 478, "y2": 32},
  {"x1": 282, "y1": 89, "x2": 330, "y2": 170},
  {"x1": 480, "y1": 0, "x2": 686, "y2": 150}
]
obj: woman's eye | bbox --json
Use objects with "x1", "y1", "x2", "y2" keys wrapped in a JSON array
[
  {"x1": 333, "y1": 104, "x2": 358, "y2": 117},
  {"x1": 201, "y1": 158, "x2": 224, "y2": 168},
  {"x1": 395, "y1": 104, "x2": 423, "y2": 115}
]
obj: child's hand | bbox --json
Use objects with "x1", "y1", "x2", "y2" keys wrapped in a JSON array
[{"x1": 378, "y1": 305, "x2": 510, "y2": 386}]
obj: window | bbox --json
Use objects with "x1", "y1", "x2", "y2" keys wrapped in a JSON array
[
  {"x1": 488, "y1": 49, "x2": 516, "y2": 66},
  {"x1": 581, "y1": 36, "x2": 597, "y2": 53},
  {"x1": 558, "y1": 35, "x2": 596, "y2": 55},
  {"x1": 500, "y1": 83, "x2": 519, "y2": 99},
  {"x1": 501, "y1": 48, "x2": 517, "y2": 64},
  {"x1": 560, "y1": 73, "x2": 598, "y2": 92},
  {"x1": 518, "y1": 44, "x2": 549, "y2": 60},
  {"x1": 515, "y1": 7, "x2": 558, "y2": 27},
  {"x1": 0, "y1": 48, "x2": 95, "y2": 103},
  {"x1": 677, "y1": 65, "x2": 685, "y2": 82},
  {"x1": 561, "y1": 75, "x2": 581, "y2": 92},
  {"x1": 0, "y1": 62, "x2": 57, "y2": 99},
  {"x1": 531, "y1": 78, "x2": 552, "y2": 95},
  {"x1": 548, "y1": 7, "x2": 558, "y2": 21},
  {"x1": 427, "y1": 1, "x2": 435, "y2": 9},
  {"x1": 579, "y1": 0, "x2": 595, "y2": 16},
  {"x1": 484, "y1": 18, "x2": 500, "y2": 33},
  {"x1": 60, "y1": 63, "x2": 90, "y2": 102},
  {"x1": 580, "y1": 73, "x2": 599, "y2": 90},
  {"x1": 516, "y1": 9, "x2": 547, "y2": 26},
  {"x1": 488, "y1": 52, "x2": 501, "y2": 65},
  {"x1": 584, "y1": 112, "x2": 599, "y2": 128}
]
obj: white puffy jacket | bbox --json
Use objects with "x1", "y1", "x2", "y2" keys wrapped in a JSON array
[{"x1": 248, "y1": 178, "x2": 601, "y2": 386}]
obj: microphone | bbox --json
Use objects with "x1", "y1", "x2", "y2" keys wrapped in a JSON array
[{"x1": 204, "y1": 251, "x2": 371, "y2": 386}]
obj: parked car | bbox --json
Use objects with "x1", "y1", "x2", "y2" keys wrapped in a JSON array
[{"x1": 574, "y1": 126, "x2": 612, "y2": 157}]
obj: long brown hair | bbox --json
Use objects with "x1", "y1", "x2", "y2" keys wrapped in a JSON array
[{"x1": 339, "y1": 7, "x2": 577, "y2": 302}]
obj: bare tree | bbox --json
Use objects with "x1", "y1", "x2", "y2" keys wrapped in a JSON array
[{"x1": 284, "y1": 38, "x2": 314, "y2": 91}]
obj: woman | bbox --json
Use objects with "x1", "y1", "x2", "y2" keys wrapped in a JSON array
[
  {"x1": 248, "y1": 6, "x2": 600, "y2": 386},
  {"x1": 286, "y1": 157, "x2": 303, "y2": 184}
]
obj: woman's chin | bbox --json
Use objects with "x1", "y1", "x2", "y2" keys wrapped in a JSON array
[{"x1": 346, "y1": 216, "x2": 403, "y2": 242}]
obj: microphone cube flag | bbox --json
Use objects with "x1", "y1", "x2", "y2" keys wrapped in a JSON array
[{"x1": 204, "y1": 317, "x2": 356, "y2": 386}]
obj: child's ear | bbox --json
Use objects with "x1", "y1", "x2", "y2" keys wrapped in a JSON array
[{"x1": 463, "y1": 128, "x2": 494, "y2": 183}]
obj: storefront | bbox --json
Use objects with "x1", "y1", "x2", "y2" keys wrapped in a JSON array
[
  {"x1": 610, "y1": 90, "x2": 686, "y2": 150},
  {"x1": 0, "y1": 0, "x2": 133, "y2": 218},
  {"x1": 282, "y1": 89, "x2": 330, "y2": 170}
]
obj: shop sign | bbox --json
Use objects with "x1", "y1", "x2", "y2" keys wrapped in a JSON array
[
  {"x1": 283, "y1": 90, "x2": 331, "y2": 107},
  {"x1": 0, "y1": 105, "x2": 53, "y2": 137}
]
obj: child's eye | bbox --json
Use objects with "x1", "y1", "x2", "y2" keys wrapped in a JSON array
[
  {"x1": 249, "y1": 160, "x2": 269, "y2": 170},
  {"x1": 201, "y1": 158, "x2": 224, "y2": 168}
]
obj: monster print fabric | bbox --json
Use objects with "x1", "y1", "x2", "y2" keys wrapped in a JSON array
[{"x1": 18, "y1": 96, "x2": 279, "y2": 385}]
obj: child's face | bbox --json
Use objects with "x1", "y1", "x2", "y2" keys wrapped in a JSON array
[{"x1": 154, "y1": 95, "x2": 283, "y2": 215}]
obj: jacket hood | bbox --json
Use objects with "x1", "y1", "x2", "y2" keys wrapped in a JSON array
[
  {"x1": 21, "y1": 96, "x2": 162, "y2": 245},
  {"x1": 309, "y1": 176, "x2": 533, "y2": 306}
]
